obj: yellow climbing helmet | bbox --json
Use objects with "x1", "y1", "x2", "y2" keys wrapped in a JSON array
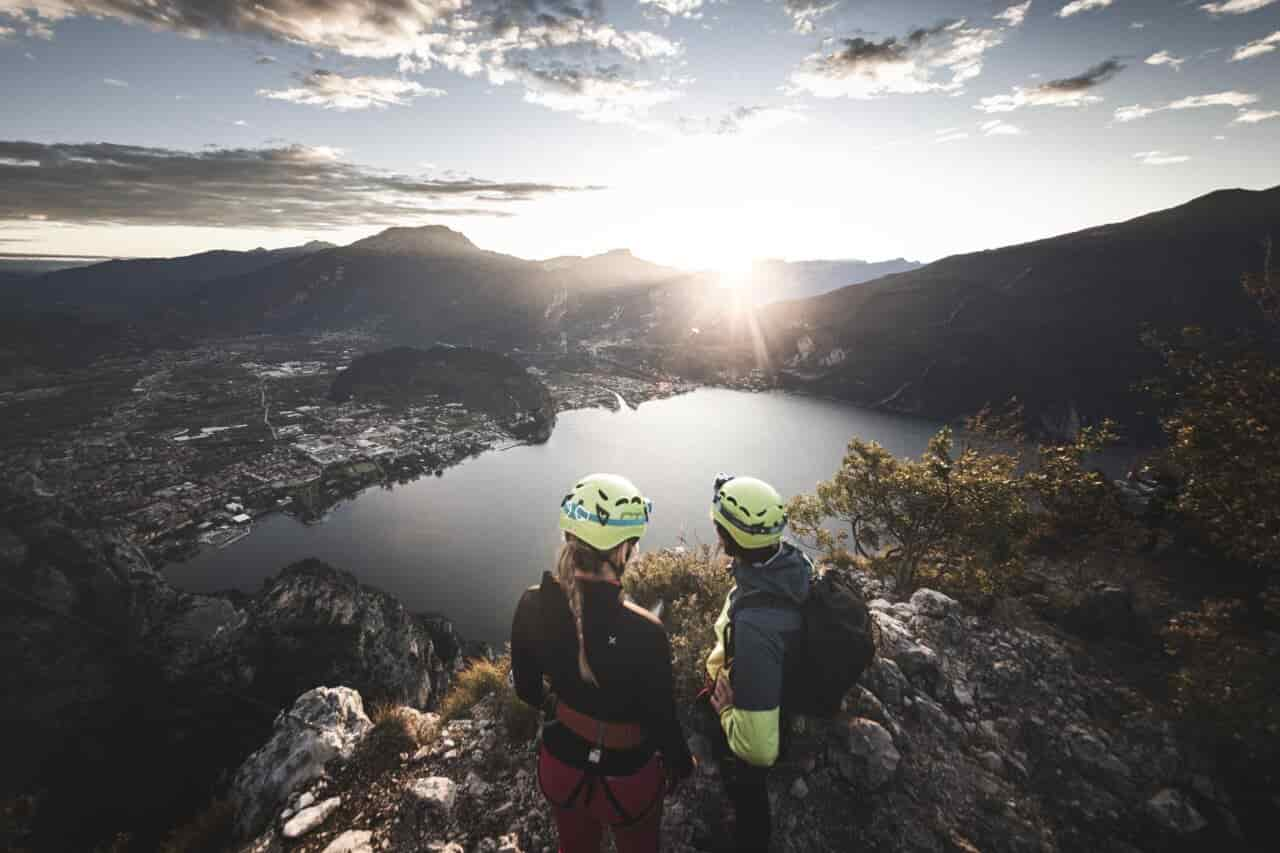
[
  {"x1": 559, "y1": 473, "x2": 652, "y2": 552},
  {"x1": 710, "y1": 473, "x2": 788, "y2": 550}
]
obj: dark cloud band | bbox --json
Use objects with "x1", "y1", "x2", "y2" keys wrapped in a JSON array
[{"x1": 0, "y1": 141, "x2": 598, "y2": 229}]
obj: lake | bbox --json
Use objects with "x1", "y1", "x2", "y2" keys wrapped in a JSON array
[{"x1": 165, "y1": 389, "x2": 942, "y2": 644}]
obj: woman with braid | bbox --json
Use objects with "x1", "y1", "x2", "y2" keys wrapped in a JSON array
[{"x1": 511, "y1": 473, "x2": 694, "y2": 853}]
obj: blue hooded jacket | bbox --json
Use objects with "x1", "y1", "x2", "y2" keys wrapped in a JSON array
[{"x1": 706, "y1": 542, "x2": 811, "y2": 767}]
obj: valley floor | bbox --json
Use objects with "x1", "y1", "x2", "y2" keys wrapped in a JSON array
[{"x1": 0, "y1": 334, "x2": 694, "y2": 571}]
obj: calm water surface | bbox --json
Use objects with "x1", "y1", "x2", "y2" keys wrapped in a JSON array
[{"x1": 166, "y1": 389, "x2": 941, "y2": 644}]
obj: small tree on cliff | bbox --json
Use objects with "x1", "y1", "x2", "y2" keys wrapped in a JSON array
[
  {"x1": 789, "y1": 427, "x2": 1029, "y2": 596},
  {"x1": 1146, "y1": 267, "x2": 1280, "y2": 574}
]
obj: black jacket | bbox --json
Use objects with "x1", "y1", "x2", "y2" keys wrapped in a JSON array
[{"x1": 511, "y1": 572, "x2": 694, "y2": 778}]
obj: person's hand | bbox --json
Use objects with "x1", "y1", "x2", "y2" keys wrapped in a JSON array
[{"x1": 709, "y1": 673, "x2": 734, "y2": 714}]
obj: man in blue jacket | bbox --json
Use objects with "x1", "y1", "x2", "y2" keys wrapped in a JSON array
[{"x1": 704, "y1": 474, "x2": 810, "y2": 853}]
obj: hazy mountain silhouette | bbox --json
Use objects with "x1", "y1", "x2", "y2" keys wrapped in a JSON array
[
  {"x1": 540, "y1": 248, "x2": 684, "y2": 290},
  {"x1": 746, "y1": 257, "x2": 922, "y2": 304},
  {"x1": 183, "y1": 226, "x2": 714, "y2": 348},
  {"x1": 764, "y1": 185, "x2": 1280, "y2": 435},
  {"x1": 16, "y1": 240, "x2": 335, "y2": 320}
]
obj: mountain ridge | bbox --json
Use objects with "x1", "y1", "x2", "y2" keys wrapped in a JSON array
[{"x1": 763, "y1": 183, "x2": 1280, "y2": 435}]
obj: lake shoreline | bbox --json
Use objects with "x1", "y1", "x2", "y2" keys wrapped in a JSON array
[
  {"x1": 162, "y1": 388, "x2": 946, "y2": 644},
  {"x1": 152, "y1": 375, "x2": 702, "y2": 571}
]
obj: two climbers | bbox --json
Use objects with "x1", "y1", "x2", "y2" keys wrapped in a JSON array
[
  {"x1": 511, "y1": 471, "x2": 871, "y2": 852},
  {"x1": 510, "y1": 474, "x2": 695, "y2": 853}
]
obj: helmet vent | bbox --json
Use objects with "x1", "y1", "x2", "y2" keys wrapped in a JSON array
[
  {"x1": 595, "y1": 504, "x2": 611, "y2": 526},
  {"x1": 598, "y1": 489, "x2": 610, "y2": 500}
]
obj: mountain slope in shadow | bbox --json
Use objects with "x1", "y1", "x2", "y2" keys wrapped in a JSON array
[{"x1": 763, "y1": 185, "x2": 1280, "y2": 436}]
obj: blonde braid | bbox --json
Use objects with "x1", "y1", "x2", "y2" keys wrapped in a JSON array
[{"x1": 556, "y1": 538, "x2": 601, "y2": 685}]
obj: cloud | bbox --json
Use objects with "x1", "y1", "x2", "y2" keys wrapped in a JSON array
[
  {"x1": 676, "y1": 105, "x2": 805, "y2": 136},
  {"x1": 976, "y1": 58, "x2": 1123, "y2": 112},
  {"x1": 513, "y1": 63, "x2": 679, "y2": 124},
  {"x1": 996, "y1": 2, "x2": 1032, "y2": 27},
  {"x1": 934, "y1": 129, "x2": 969, "y2": 143},
  {"x1": 1201, "y1": 0, "x2": 1277, "y2": 14},
  {"x1": 980, "y1": 119, "x2": 1023, "y2": 135},
  {"x1": 1114, "y1": 90, "x2": 1259, "y2": 122},
  {"x1": 1057, "y1": 0, "x2": 1112, "y2": 17},
  {"x1": 1130, "y1": 21, "x2": 1147, "y2": 29},
  {"x1": 259, "y1": 70, "x2": 446, "y2": 110},
  {"x1": 715, "y1": 105, "x2": 805, "y2": 135},
  {"x1": 255, "y1": 54, "x2": 277, "y2": 65},
  {"x1": 1145, "y1": 50, "x2": 1185, "y2": 70},
  {"x1": 0, "y1": 1, "x2": 681, "y2": 124},
  {"x1": 1232, "y1": 30, "x2": 1280, "y2": 61},
  {"x1": 639, "y1": 0, "x2": 704, "y2": 21},
  {"x1": 789, "y1": 19, "x2": 1006, "y2": 99},
  {"x1": 233, "y1": 119, "x2": 248, "y2": 126},
  {"x1": 0, "y1": 140, "x2": 599, "y2": 229},
  {"x1": 785, "y1": 0, "x2": 840, "y2": 34},
  {"x1": 1234, "y1": 108, "x2": 1280, "y2": 123},
  {"x1": 102, "y1": 77, "x2": 128, "y2": 87},
  {"x1": 1134, "y1": 150, "x2": 1190, "y2": 166}
]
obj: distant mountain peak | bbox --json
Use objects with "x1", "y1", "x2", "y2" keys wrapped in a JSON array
[{"x1": 350, "y1": 225, "x2": 478, "y2": 255}]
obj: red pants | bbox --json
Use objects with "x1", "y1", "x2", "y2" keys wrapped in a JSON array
[{"x1": 537, "y1": 745, "x2": 664, "y2": 853}]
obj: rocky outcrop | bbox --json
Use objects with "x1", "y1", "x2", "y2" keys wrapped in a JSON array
[
  {"x1": 244, "y1": 559, "x2": 460, "y2": 709},
  {"x1": 233, "y1": 571, "x2": 1241, "y2": 853},
  {"x1": 232, "y1": 687, "x2": 372, "y2": 837},
  {"x1": 0, "y1": 487, "x2": 463, "y2": 851}
]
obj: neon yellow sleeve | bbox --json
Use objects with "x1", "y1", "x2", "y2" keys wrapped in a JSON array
[
  {"x1": 720, "y1": 705, "x2": 781, "y2": 767},
  {"x1": 705, "y1": 590, "x2": 733, "y2": 683}
]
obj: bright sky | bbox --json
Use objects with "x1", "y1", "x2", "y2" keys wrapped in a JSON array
[{"x1": 1, "y1": 0, "x2": 1278, "y2": 270}]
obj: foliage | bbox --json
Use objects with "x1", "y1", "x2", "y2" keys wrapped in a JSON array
[
  {"x1": 788, "y1": 428, "x2": 1030, "y2": 597},
  {"x1": 1145, "y1": 271, "x2": 1280, "y2": 573},
  {"x1": 1161, "y1": 590, "x2": 1280, "y2": 805},
  {"x1": 1023, "y1": 421, "x2": 1139, "y2": 554},
  {"x1": 439, "y1": 655, "x2": 540, "y2": 744},
  {"x1": 623, "y1": 544, "x2": 733, "y2": 705},
  {"x1": 1163, "y1": 596, "x2": 1280, "y2": 733}
]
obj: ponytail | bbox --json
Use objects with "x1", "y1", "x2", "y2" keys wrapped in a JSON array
[{"x1": 556, "y1": 534, "x2": 631, "y2": 686}]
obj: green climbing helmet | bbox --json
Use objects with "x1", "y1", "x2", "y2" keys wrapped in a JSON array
[
  {"x1": 710, "y1": 473, "x2": 788, "y2": 550},
  {"x1": 559, "y1": 473, "x2": 652, "y2": 552}
]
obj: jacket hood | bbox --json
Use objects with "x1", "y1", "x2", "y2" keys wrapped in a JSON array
[{"x1": 732, "y1": 541, "x2": 811, "y2": 606}]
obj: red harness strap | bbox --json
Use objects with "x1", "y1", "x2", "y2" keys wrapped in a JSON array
[{"x1": 555, "y1": 702, "x2": 646, "y2": 751}]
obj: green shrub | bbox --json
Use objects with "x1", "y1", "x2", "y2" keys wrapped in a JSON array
[
  {"x1": 788, "y1": 427, "x2": 1031, "y2": 598},
  {"x1": 623, "y1": 545, "x2": 732, "y2": 705},
  {"x1": 1146, "y1": 278, "x2": 1280, "y2": 573},
  {"x1": 1023, "y1": 421, "x2": 1141, "y2": 558}
]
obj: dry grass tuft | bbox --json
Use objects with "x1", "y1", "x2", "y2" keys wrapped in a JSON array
[
  {"x1": 439, "y1": 656, "x2": 540, "y2": 745},
  {"x1": 368, "y1": 701, "x2": 438, "y2": 746}
]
